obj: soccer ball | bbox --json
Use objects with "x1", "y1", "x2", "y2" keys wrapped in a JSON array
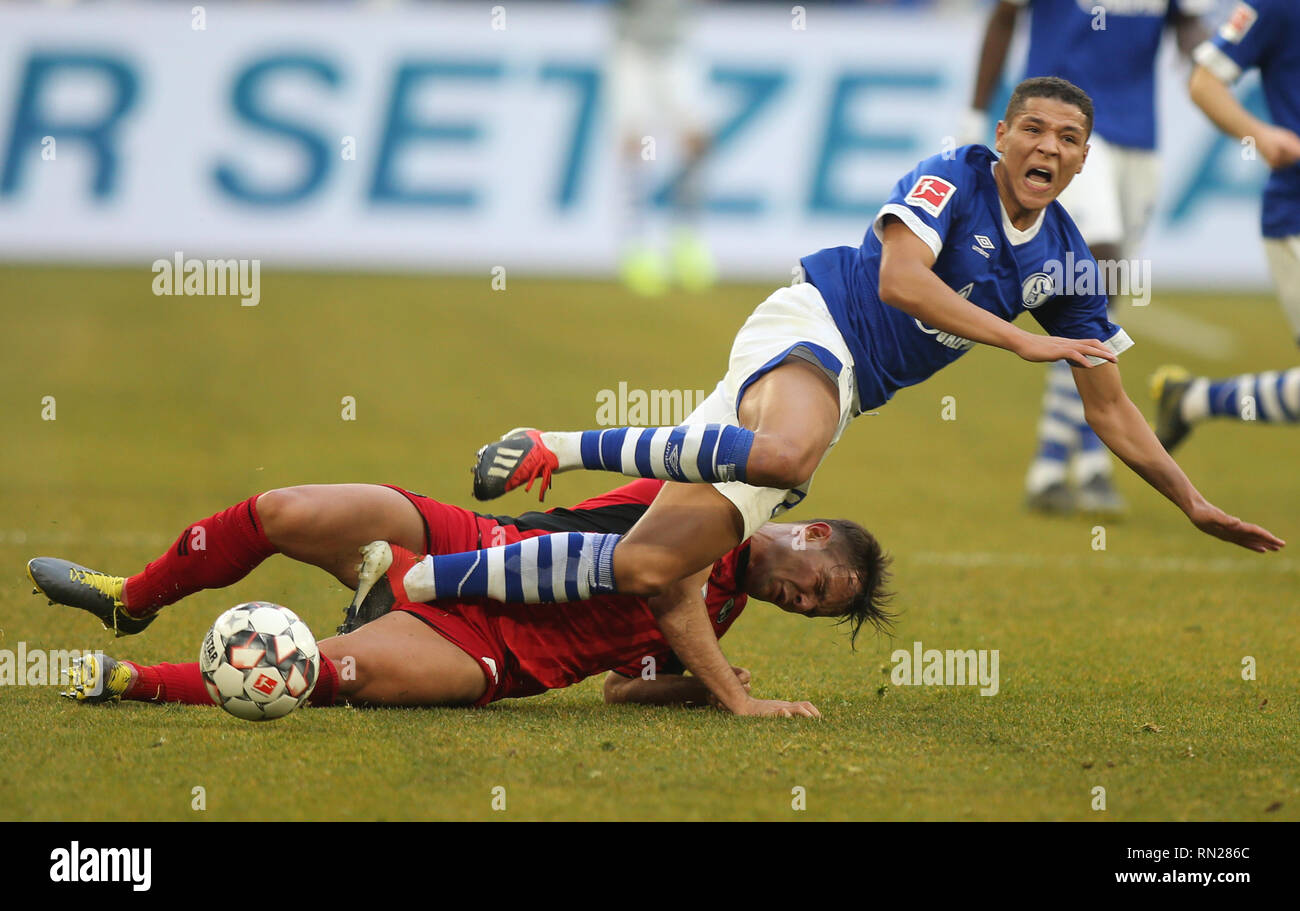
[{"x1": 199, "y1": 602, "x2": 320, "y2": 721}]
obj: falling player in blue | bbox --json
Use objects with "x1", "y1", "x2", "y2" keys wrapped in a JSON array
[
  {"x1": 964, "y1": 0, "x2": 1211, "y2": 515},
  {"x1": 1153, "y1": 0, "x2": 1300, "y2": 449},
  {"x1": 431, "y1": 78, "x2": 1284, "y2": 719}
]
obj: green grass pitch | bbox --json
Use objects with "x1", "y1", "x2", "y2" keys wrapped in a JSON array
[{"x1": 0, "y1": 264, "x2": 1296, "y2": 821}]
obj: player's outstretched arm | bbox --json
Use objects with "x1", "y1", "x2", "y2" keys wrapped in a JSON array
[
  {"x1": 1189, "y1": 65, "x2": 1300, "y2": 171},
  {"x1": 1073, "y1": 361, "x2": 1286, "y2": 553},
  {"x1": 648, "y1": 570, "x2": 819, "y2": 718},
  {"x1": 602, "y1": 666, "x2": 751, "y2": 707},
  {"x1": 878, "y1": 218, "x2": 1117, "y2": 367}
]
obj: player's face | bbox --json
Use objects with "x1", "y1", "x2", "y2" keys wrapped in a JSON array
[
  {"x1": 993, "y1": 98, "x2": 1090, "y2": 216},
  {"x1": 746, "y1": 524, "x2": 860, "y2": 618}
]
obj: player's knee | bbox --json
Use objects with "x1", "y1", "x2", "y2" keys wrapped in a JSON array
[
  {"x1": 749, "y1": 439, "x2": 818, "y2": 490},
  {"x1": 318, "y1": 637, "x2": 366, "y2": 698},
  {"x1": 612, "y1": 547, "x2": 677, "y2": 598},
  {"x1": 255, "y1": 487, "x2": 319, "y2": 544}
]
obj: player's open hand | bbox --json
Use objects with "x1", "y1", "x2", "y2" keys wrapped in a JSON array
[
  {"x1": 1013, "y1": 333, "x2": 1116, "y2": 367},
  {"x1": 1187, "y1": 501, "x2": 1286, "y2": 553},
  {"x1": 733, "y1": 697, "x2": 821, "y2": 719}
]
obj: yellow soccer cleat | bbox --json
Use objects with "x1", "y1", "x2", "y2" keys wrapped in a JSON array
[
  {"x1": 27, "y1": 557, "x2": 153, "y2": 637},
  {"x1": 61, "y1": 653, "x2": 135, "y2": 703}
]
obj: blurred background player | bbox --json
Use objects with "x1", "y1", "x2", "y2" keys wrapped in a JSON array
[
  {"x1": 609, "y1": 0, "x2": 717, "y2": 295},
  {"x1": 1152, "y1": 0, "x2": 1300, "y2": 451},
  {"x1": 964, "y1": 0, "x2": 1211, "y2": 515}
]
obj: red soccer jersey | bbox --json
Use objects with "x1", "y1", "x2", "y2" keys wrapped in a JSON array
[
  {"x1": 481, "y1": 542, "x2": 750, "y2": 695},
  {"x1": 388, "y1": 478, "x2": 751, "y2": 701}
]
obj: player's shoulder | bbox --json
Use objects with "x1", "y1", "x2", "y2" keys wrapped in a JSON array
[
  {"x1": 901, "y1": 144, "x2": 995, "y2": 186},
  {"x1": 1215, "y1": 0, "x2": 1285, "y2": 41},
  {"x1": 892, "y1": 145, "x2": 995, "y2": 217}
]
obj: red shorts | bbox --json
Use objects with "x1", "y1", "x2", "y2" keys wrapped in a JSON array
[
  {"x1": 383, "y1": 486, "x2": 545, "y2": 706},
  {"x1": 394, "y1": 600, "x2": 545, "y2": 706},
  {"x1": 383, "y1": 484, "x2": 531, "y2": 555}
]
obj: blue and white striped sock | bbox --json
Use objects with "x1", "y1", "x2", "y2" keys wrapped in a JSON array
[
  {"x1": 1026, "y1": 361, "x2": 1077, "y2": 493},
  {"x1": 1198, "y1": 368, "x2": 1300, "y2": 423},
  {"x1": 543, "y1": 424, "x2": 754, "y2": 484},
  {"x1": 402, "y1": 532, "x2": 620, "y2": 604}
]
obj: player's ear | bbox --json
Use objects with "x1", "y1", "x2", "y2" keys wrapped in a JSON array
[
  {"x1": 994, "y1": 120, "x2": 1007, "y2": 155},
  {"x1": 1078, "y1": 141, "x2": 1090, "y2": 173},
  {"x1": 803, "y1": 522, "x2": 833, "y2": 545}
]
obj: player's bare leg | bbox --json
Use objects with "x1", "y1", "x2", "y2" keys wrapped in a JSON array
[
  {"x1": 321, "y1": 612, "x2": 487, "y2": 706},
  {"x1": 256, "y1": 484, "x2": 426, "y2": 587},
  {"x1": 408, "y1": 358, "x2": 840, "y2": 607},
  {"x1": 27, "y1": 483, "x2": 427, "y2": 633},
  {"x1": 615, "y1": 358, "x2": 840, "y2": 594}
]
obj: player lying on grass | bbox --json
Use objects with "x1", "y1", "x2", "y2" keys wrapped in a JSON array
[
  {"x1": 29, "y1": 479, "x2": 890, "y2": 716},
  {"x1": 380, "y1": 76, "x2": 1284, "y2": 718}
]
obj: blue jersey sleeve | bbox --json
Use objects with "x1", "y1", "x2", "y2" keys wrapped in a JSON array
[
  {"x1": 869, "y1": 150, "x2": 975, "y2": 261},
  {"x1": 1031, "y1": 287, "x2": 1134, "y2": 366},
  {"x1": 1195, "y1": 1, "x2": 1276, "y2": 81}
]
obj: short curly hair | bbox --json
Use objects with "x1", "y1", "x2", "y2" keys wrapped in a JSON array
[{"x1": 1004, "y1": 76, "x2": 1094, "y2": 137}]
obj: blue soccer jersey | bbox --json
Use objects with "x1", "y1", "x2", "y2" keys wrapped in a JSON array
[
  {"x1": 800, "y1": 145, "x2": 1132, "y2": 412},
  {"x1": 1193, "y1": 0, "x2": 1300, "y2": 238},
  {"x1": 1009, "y1": 0, "x2": 1214, "y2": 150}
]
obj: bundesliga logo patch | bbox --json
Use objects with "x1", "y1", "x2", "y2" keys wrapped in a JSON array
[
  {"x1": 905, "y1": 176, "x2": 956, "y2": 218},
  {"x1": 1220, "y1": 1, "x2": 1257, "y2": 43}
]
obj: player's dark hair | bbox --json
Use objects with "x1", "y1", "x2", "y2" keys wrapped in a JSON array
[
  {"x1": 1004, "y1": 76, "x2": 1094, "y2": 136},
  {"x1": 805, "y1": 518, "x2": 895, "y2": 648}
]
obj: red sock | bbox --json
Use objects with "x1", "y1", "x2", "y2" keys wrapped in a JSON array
[
  {"x1": 124, "y1": 495, "x2": 277, "y2": 615},
  {"x1": 126, "y1": 655, "x2": 338, "y2": 707},
  {"x1": 124, "y1": 661, "x2": 216, "y2": 704},
  {"x1": 308, "y1": 654, "x2": 339, "y2": 707}
]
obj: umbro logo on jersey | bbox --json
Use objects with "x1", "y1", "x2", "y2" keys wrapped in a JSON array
[
  {"x1": 971, "y1": 234, "x2": 995, "y2": 258},
  {"x1": 486, "y1": 445, "x2": 525, "y2": 480}
]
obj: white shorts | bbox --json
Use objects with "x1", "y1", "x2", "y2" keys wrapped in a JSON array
[
  {"x1": 609, "y1": 41, "x2": 705, "y2": 139},
  {"x1": 683, "y1": 282, "x2": 859, "y2": 539},
  {"x1": 1263, "y1": 234, "x2": 1300, "y2": 344},
  {"x1": 1056, "y1": 132, "x2": 1159, "y2": 257}
]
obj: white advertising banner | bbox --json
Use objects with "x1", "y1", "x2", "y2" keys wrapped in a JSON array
[{"x1": 0, "y1": 2, "x2": 1273, "y2": 287}]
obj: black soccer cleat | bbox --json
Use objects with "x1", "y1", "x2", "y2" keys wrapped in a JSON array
[
  {"x1": 1151, "y1": 365, "x2": 1194, "y2": 453},
  {"x1": 471, "y1": 427, "x2": 558, "y2": 502},
  {"x1": 27, "y1": 557, "x2": 154, "y2": 637},
  {"x1": 337, "y1": 541, "x2": 399, "y2": 635}
]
